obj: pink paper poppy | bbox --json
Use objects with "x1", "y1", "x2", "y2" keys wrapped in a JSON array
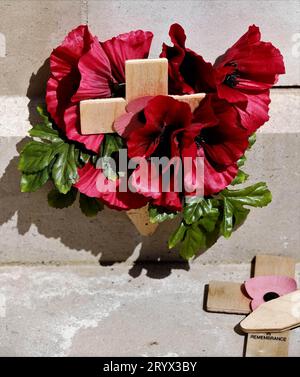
[{"x1": 245, "y1": 275, "x2": 297, "y2": 311}]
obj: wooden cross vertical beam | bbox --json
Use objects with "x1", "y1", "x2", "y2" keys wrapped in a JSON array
[{"x1": 206, "y1": 255, "x2": 296, "y2": 357}]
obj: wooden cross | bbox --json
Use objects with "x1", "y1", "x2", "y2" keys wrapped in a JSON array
[
  {"x1": 206, "y1": 255, "x2": 297, "y2": 357},
  {"x1": 79, "y1": 58, "x2": 205, "y2": 236}
]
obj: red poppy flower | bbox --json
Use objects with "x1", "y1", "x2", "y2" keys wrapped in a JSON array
[
  {"x1": 74, "y1": 163, "x2": 148, "y2": 210},
  {"x1": 186, "y1": 94, "x2": 249, "y2": 196},
  {"x1": 160, "y1": 23, "x2": 214, "y2": 95},
  {"x1": 161, "y1": 24, "x2": 285, "y2": 134},
  {"x1": 115, "y1": 96, "x2": 193, "y2": 210},
  {"x1": 213, "y1": 25, "x2": 285, "y2": 133},
  {"x1": 116, "y1": 94, "x2": 249, "y2": 204},
  {"x1": 46, "y1": 25, "x2": 153, "y2": 153}
]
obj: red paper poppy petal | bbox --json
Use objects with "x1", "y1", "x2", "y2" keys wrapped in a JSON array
[
  {"x1": 237, "y1": 90, "x2": 270, "y2": 134},
  {"x1": 126, "y1": 96, "x2": 154, "y2": 113},
  {"x1": 102, "y1": 30, "x2": 153, "y2": 83},
  {"x1": 50, "y1": 25, "x2": 94, "y2": 81},
  {"x1": 203, "y1": 156, "x2": 238, "y2": 196},
  {"x1": 72, "y1": 37, "x2": 112, "y2": 102},
  {"x1": 64, "y1": 105, "x2": 104, "y2": 153},
  {"x1": 75, "y1": 163, "x2": 148, "y2": 210},
  {"x1": 152, "y1": 191, "x2": 182, "y2": 212},
  {"x1": 46, "y1": 77, "x2": 62, "y2": 128},
  {"x1": 129, "y1": 162, "x2": 162, "y2": 200}
]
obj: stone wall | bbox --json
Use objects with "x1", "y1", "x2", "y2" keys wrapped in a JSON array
[{"x1": 0, "y1": 0, "x2": 299, "y2": 265}]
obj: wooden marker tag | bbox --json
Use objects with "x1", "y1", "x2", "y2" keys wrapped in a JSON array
[{"x1": 241, "y1": 290, "x2": 300, "y2": 333}]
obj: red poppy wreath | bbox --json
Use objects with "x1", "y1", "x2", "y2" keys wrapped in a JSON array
[{"x1": 18, "y1": 24, "x2": 285, "y2": 259}]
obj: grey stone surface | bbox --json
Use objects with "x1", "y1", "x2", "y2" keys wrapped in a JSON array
[
  {"x1": 0, "y1": 263, "x2": 299, "y2": 356},
  {"x1": 88, "y1": 0, "x2": 300, "y2": 86},
  {"x1": 0, "y1": 0, "x2": 85, "y2": 96},
  {"x1": 1, "y1": 89, "x2": 299, "y2": 138},
  {"x1": 0, "y1": 0, "x2": 299, "y2": 359},
  {"x1": 0, "y1": 0, "x2": 299, "y2": 97}
]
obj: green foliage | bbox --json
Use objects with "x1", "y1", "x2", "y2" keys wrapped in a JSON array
[
  {"x1": 168, "y1": 182, "x2": 271, "y2": 260},
  {"x1": 148, "y1": 205, "x2": 178, "y2": 223},
  {"x1": 20, "y1": 168, "x2": 49, "y2": 192},
  {"x1": 231, "y1": 132, "x2": 256, "y2": 186},
  {"x1": 97, "y1": 134, "x2": 124, "y2": 180},
  {"x1": 230, "y1": 169, "x2": 249, "y2": 185},
  {"x1": 219, "y1": 182, "x2": 272, "y2": 238},
  {"x1": 183, "y1": 197, "x2": 218, "y2": 224},
  {"x1": 18, "y1": 107, "x2": 91, "y2": 194},
  {"x1": 180, "y1": 224, "x2": 206, "y2": 260},
  {"x1": 168, "y1": 222, "x2": 186, "y2": 249}
]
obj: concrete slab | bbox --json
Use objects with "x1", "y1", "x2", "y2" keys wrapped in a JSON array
[
  {"x1": 0, "y1": 263, "x2": 299, "y2": 356},
  {"x1": 88, "y1": 0, "x2": 300, "y2": 86}
]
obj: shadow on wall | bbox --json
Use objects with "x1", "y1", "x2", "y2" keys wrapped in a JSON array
[{"x1": 0, "y1": 58, "x2": 190, "y2": 279}]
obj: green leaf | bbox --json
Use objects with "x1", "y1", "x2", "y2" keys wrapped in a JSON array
[
  {"x1": 238, "y1": 134, "x2": 256, "y2": 168},
  {"x1": 231, "y1": 169, "x2": 249, "y2": 185},
  {"x1": 168, "y1": 222, "x2": 187, "y2": 249},
  {"x1": 100, "y1": 157, "x2": 118, "y2": 180},
  {"x1": 98, "y1": 134, "x2": 123, "y2": 180},
  {"x1": 198, "y1": 208, "x2": 219, "y2": 232},
  {"x1": 220, "y1": 198, "x2": 234, "y2": 238},
  {"x1": 79, "y1": 151, "x2": 90, "y2": 165},
  {"x1": 18, "y1": 141, "x2": 54, "y2": 173},
  {"x1": 149, "y1": 205, "x2": 178, "y2": 224},
  {"x1": 101, "y1": 134, "x2": 123, "y2": 157},
  {"x1": 20, "y1": 169, "x2": 49, "y2": 192},
  {"x1": 29, "y1": 123, "x2": 60, "y2": 143},
  {"x1": 221, "y1": 182, "x2": 272, "y2": 207},
  {"x1": 37, "y1": 105, "x2": 52, "y2": 128},
  {"x1": 75, "y1": 149, "x2": 91, "y2": 168},
  {"x1": 48, "y1": 187, "x2": 77, "y2": 209},
  {"x1": 183, "y1": 197, "x2": 215, "y2": 224},
  {"x1": 237, "y1": 155, "x2": 247, "y2": 168},
  {"x1": 248, "y1": 133, "x2": 256, "y2": 149},
  {"x1": 79, "y1": 194, "x2": 104, "y2": 217},
  {"x1": 52, "y1": 144, "x2": 79, "y2": 194},
  {"x1": 180, "y1": 224, "x2": 206, "y2": 260},
  {"x1": 220, "y1": 182, "x2": 272, "y2": 238},
  {"x1": 19, "y1": 106, "x2": 85, "y2": 195}
]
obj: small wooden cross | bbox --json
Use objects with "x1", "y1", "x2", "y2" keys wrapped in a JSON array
[
  {"x1": 206, "y1": 254, "x2": 297, "y2": 357},
  {"x1": 79, "y1": 58, "x2": 205, "y2": 236}
]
